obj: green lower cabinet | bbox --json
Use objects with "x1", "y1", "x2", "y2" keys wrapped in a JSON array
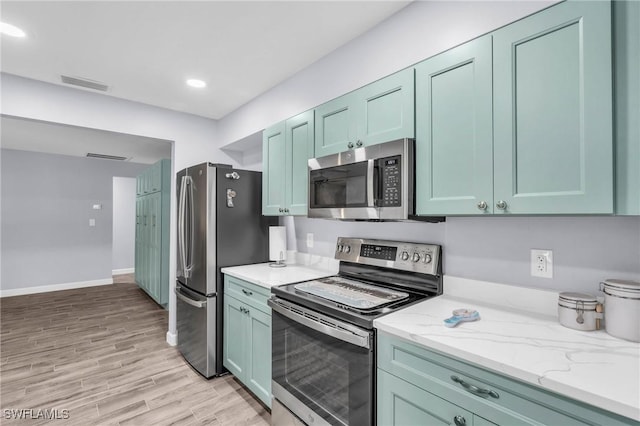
[
  {"x1": 377, "y1": 332, "x2": 635, "y2": 426},
  {"x1": 378, "y1": 369, "x2": 475, "y2": 426},
  {"x1": 223, "y1": 295, "x2": 247, "y2": 378},
  {"x1": 223, "y1": 276, "x2": 272, "y2": 408}
]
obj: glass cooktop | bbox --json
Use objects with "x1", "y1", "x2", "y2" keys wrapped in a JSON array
[{"x1": 294, "y1": 277, "x2": 409, "y2": 310}]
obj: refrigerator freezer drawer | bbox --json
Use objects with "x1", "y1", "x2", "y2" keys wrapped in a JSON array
[{"x1": 175, "y1": 285, "x2": 217, "y2": 378}]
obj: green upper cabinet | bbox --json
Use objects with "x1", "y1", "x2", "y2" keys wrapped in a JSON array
[
  {"x1": 493, "y1": 0, "x2": 613, "y2": 214},
  {"x1": 415, "y1": 36, "x2": 494, "y2": 215},
  {"x1": 262, "y1": 122, "x2": 286, "y2": 215},
  {"x1": 314, "y1": 92, "x2": 357, "y2": 158},
  {"x1": 262, "y1": 110, "x2": 314, "y2": 216},
  {"x1": 285, "y1": 110, "x2": 314, "y2": 215},
  {"x1": 614, "y1": 0, "x2": 640, "y2": 215},
  {"x1": 314, "y1": 68, "x2": 414, "y2": 157}
]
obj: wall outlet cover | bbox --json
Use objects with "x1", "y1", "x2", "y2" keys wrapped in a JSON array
[
  {"x1": 306, "y1": 233, "x2": 314, "y2": 248},
  {"x1": 531, "y1": 249, "x2": 553, "y2": 278}
]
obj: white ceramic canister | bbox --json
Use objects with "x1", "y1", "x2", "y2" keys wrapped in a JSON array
[
  {"x1": 558, "y1": 292, "x2": 600, "y2": 331},
  {"x1": 600, "y1": 279, "x2": 640, "y2": 342}
]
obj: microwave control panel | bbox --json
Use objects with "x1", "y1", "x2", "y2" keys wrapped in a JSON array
[{"x1": 379, "y1": 156, "x2": 401, "y2": 207}]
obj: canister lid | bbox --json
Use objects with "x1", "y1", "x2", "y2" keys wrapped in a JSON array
[
  {"x1": 601, "y1": 279, "x2": 640, "y2": 299},
  {"x1": 558, "y1": 292, "x2": 598, "y2": 303}
]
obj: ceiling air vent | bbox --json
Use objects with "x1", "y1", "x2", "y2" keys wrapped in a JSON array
[
  {"x1": 61, "y1": 75, "x2": 109, "y2": 92},
  {"x1": 86, "y1": 153, "x2": 128, "y2": 161}
]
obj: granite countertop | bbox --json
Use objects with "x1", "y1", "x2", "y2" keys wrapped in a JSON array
[
  {"x1": 374, "y1": 276, "x2": 640, "y2": 422},
  {"x1": 221, "y1": 253, "x2": 339, "y2": 289}
]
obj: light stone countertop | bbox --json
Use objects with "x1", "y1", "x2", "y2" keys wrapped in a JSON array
[
  {"x1": 374, "y1": 276, "x2": 640, "y2": 422},
  {"x1": 221, "y1": 252, "x2": 339, "y2": 289}
]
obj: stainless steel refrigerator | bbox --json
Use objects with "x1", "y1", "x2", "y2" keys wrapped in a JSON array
[{"x1": 175, "y1": 163, "x2": 276, "y2": 378}]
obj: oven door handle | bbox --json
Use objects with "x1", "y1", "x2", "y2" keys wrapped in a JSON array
[{"x1": 268, "y1": 298, "x2": 371, "y2": 349}]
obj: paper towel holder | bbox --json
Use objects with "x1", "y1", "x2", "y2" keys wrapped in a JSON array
[
  {"x1": 269, "y1": 254, "x2": 287, "y2": 268},
  {"x1": 269, "y1": 226, "x2": 287, "y2": 268}
]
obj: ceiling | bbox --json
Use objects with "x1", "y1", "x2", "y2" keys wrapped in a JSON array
[
  {"x1": 1, "y1": 115, "x2": 172, "y2": 165},
  {"x1": 0, "y1": 1, "x2": 411, "y2": 120}
]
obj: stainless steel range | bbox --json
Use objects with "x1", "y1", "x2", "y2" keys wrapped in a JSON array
[{"x1": 269, "y1": 237, "x2": 442, "y2": 426}]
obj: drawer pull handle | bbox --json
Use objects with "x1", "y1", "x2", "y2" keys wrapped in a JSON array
[
  {"x1": 453, "y1": 415, "x2": 466, "y2": 426},
  {"x1": 451, "y1": 375, "x2": 499, "y2": 399},
  {"x1": 242, "y1": 289, "x2": 253, "y2": 296}
]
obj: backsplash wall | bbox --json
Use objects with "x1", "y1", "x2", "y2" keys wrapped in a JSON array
[{"x1": 291, "y1": 216, "x2": 640, "y2": 295}]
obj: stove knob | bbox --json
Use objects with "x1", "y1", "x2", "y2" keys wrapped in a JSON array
[
  {"x1": 344, "y1": 245, "x2": 351, "y2": 254},
  {"x1": 423, "y1": 253, "x2": 433, "y2": 264},
  {"x1": 401, "y1": 251, "x2": 410, "y2": 261},
  {"x1": 412, "y1": 253, "x2": 421, "y2": 263},
  {"x1": 337, "y1": 244, "x2": 343, "y2": 253}
]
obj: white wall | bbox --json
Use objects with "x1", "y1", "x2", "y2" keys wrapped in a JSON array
[
  {"x1": 217, "y1": 1, "x2": 557, "y2": 146},
  {"x1": 0, "y1": 149, "x2": 148, "y2": 292},
  {"x1": 292, "y1": 216, "x2": 640, "y2": 295},
  {"x1": 112, "y1": 176, "x2": 137, "y2": 273},
  {"x1": 1, "y1": 72, "x2": 235, "y2": 340},
  {"x1": 218, "y1": 0, "x2": 640, "y2": 297}
]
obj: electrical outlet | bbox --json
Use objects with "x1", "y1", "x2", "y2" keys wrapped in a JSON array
[
  {"x1": 531, "y1": 249, "x2": 553, "y2": 278},
  {"x1": 306, "y1": 233, "x2": 314, "y2": 248}
]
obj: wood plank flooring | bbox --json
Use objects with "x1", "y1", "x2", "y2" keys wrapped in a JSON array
[{"x1": 0, "y1": 275, "x2": 270, "y2": 425}]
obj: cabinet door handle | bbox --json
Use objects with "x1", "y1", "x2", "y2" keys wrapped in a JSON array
[
  {"x1": 242, "y1": 289, "x2": 253, "y2": 296},
  {"x1": 496, "y1": 200, "x2": 508, "y2": 210},
  {"x1": 453, "y1": 415, "x2": 466, "y2": 426},
  {"x1": 477, "y1": 201, "x2": 488, "y2": 211},
  {"x1": 451, "y1": 375, "x2": 499, "y2": 399},
  {"x1": 347, "y1": 142, "x2": 355, "y2": 149}
]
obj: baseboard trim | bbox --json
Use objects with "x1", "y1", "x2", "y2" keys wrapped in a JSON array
[
  {"x1": 112, "y1": 268, "x2": 134, "y2": 275},
  {"x1": 0, "y1": 278, "x2": 114, "y2": 298},
  {"x1": 166, "y1": 331, "x2": 177, "y2": 346}
]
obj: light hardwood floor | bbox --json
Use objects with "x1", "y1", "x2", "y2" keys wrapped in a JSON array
[{"x1": 0, "y1": 275, "x2": 270, "y2": 425}]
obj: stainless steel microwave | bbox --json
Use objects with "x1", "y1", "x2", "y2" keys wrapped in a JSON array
[{"x1": 308, "y1": 138, "x2": 414, "y2": 220}]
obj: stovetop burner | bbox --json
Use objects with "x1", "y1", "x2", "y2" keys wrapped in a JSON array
[
  {"x1": 294, "y1": 277, "x2": 409, "y2": 310},
  {"x1": 271, "y1": 238, "x2": 443, "y2": 329}
]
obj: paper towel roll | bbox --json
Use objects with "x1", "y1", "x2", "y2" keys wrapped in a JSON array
[{"x1": 269, "y1": 226, "x2": 287, "y2": 263}]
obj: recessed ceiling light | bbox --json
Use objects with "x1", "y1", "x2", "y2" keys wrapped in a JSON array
[
  {"x1": 0, "y1": 22, "x2": 26, "y2": 38},
  {"x1": 186, "y1": 79, "x2": 206, "y2": 89}
]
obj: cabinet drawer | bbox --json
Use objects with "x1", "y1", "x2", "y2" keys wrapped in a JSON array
[
  {"x1": 377, "y1": 332, "x2": 632, "y2": 426},
  {"x1": 224, "y1": 275, "x2": 270, "y2": 313}
]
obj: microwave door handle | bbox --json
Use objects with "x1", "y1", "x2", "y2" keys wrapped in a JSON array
[{"x1": 367, "y1": 159, "x2": 376, "y2": 208}]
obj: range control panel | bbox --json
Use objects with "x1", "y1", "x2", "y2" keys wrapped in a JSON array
[{"x1": 335, "y1": 237, "x2": 440, "y2": 275}]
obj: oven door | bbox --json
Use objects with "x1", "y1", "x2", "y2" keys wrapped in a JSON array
[{"x1": 269, "y1": 297, "x2": 374, "y2": 426}]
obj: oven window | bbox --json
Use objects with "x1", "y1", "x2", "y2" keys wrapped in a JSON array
[
  {"x1": 272, "y1": 311, "x2": 373, "y2": 426},
  {"x1": 309, "y1": 162, "x2": 369, "y2": 208}
]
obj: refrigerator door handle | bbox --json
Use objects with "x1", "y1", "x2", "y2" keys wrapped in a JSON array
[
  {"x1": 175, "y1": 286, "x2": 207, "y2": 308},
  {"x1": 185, "y1": 175, "x2": 195, "y2": 275},
  {"x1": 178, "y1": 176, "x2": 189, "y2": 278}
]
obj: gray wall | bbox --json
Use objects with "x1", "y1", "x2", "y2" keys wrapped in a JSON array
[
  {"x1": 112, "y1": 177, "x2": 136, "y2": 272},
  {"x1": 292, "y1": 216, "x2": 640, "y2": 295},
  {"x1": 1, "y1": 149, "x2": 147, "y2": 290}
]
